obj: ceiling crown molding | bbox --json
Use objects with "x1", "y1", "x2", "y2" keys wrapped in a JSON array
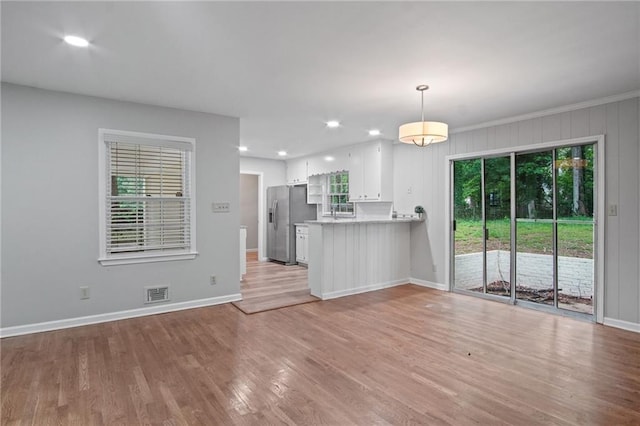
[{"x1": 451, "y1": 90, "x2": 640, "y2": 135}]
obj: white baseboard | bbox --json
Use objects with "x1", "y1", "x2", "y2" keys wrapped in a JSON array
[
  {"x1": 0, "y1": 293, "x2": 242, "y2": 338},
  {"x1": 246, "y1": 248, "x2": 258, "y2": 253},
  {"x1": 409, "y1": 278, "x2": 448, "y2": 291},
  {"x1": 320, "y1": 279, "x2": 407, "y2": 300},
  {"x1": 603, "y1": 317, "x2": 640, "y2": 334}
]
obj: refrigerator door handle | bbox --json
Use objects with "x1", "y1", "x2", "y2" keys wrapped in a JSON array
[{"x1": 273, "y1": 200, "x2": 278, "y2": 230}]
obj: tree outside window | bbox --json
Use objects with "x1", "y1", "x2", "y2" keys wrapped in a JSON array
[{"x1": 325, "y1": 172, "x2": 353, "y2": 215}]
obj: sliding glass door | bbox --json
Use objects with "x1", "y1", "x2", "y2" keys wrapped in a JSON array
[
  {"x1": 453, "y1": 159, "x2": 483, "y2": 293},
  {"x1": 452, "y1": 143, "x2": 595, "y2": 317},
  {"x1": 515, "y1": 151, "x2": 555, "y2": 307},
  {"x1": 484, "y1": 157, "x2": 512, "y2": 297},
  {"x1": 453, "y1": 156, "x2": 511, "y2": 298},
  {"x1": 554, "y1": 145, "x2": 595, "y2": 314}
]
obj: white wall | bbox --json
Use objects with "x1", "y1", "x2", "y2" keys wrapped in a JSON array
[
  {"x1": 240, "y1": 174, "x2": 259, "y2": 249},
  {"x1": 394, "y1": 96, "x2": 640, "y2": 327},
  {"x1": 240, "y1": 156, "x2": 286, "y2": 259},
  {"x1": 1, "y1": 83, "x2": 241, "y2": 329}
]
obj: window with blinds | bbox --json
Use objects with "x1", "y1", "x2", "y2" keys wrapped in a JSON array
[{"x1": 99, "y1": 129, "x2": 196, "y2": 265}]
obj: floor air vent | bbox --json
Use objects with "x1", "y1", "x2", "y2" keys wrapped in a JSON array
[{"x1": 145, "y1": 286, "x2": 170, "y2": 304}]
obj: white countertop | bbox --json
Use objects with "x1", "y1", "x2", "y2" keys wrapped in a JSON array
[
  {"x1": 305, "y1": 218, "x2": 423, "y2": 225},
  {"x1": 294, "y1": 223, "x2": 309, "y2": 227}
]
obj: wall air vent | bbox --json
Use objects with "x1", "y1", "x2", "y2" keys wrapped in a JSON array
[{"x1": 145, "y1": 286, "x2": 170, "y2": 304}]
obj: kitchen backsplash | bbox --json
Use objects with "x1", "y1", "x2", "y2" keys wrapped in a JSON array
[{"x1": 355, "y1": 202, "x2": 393, "y2": 220}]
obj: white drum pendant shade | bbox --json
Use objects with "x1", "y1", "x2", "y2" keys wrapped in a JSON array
[
  {"x1": 398, "y1": 121, "x2": 448, "y2": 146},
  {"x1": 399, "y1": 84, "x2": 448, "y2": 147}
]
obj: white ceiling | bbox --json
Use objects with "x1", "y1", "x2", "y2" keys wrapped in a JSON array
[{"x1": 2, "y1": 2, "x2": 639, "y2": 159}]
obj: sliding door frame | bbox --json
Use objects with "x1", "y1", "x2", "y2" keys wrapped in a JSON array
[{"x1": 445, "y1": 135, "x2": 605, "y2": 323}]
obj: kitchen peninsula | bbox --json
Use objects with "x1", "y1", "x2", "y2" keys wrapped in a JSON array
[{"x1": 306, "y1": 218, "x2": 420, "y2": 299}]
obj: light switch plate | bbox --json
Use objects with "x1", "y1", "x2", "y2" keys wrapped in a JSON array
[
  {"x1": 80, "y1": 286, "x2": 90, "y2": 299},
  {"x1": 212, "y1": 202, "x2": 230, "y2": 213}
]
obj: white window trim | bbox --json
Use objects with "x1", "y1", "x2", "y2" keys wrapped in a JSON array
[{"x1": 98, "y1": 128, "x2": 198, "y2": 266}]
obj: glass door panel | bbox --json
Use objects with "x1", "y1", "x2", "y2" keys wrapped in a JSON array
[
  {"x1": 555, "y1": 144, "x2": 595, "y2": 314},
  {"x1": 515, "y1": 151, "x2": 555, "y2": 306},
  {"x1": 515, "y1": 222, "x2": 554, "y2": 305},
  {"x1": 484, "y1": 156, "x2": 511, "y2": 297},
  {"x1": 453, "y1": 159, "x2": 484, "y2": 293}
]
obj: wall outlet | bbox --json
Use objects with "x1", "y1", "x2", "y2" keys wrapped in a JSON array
[
  {"x1": 80, "y1": 286, "x2": 90, "y2": 300},
  {"x1": 212, "y1": 202, "x2": 230, "y2": 213},
  {"x1": 432, "y1": 264, "x2": 437, "y2": 273},
  {"x1": 210, "y1": 275, "x2": 217, "y2": 285},
  {"x1": 608, "y1": 204, "x2": 617, "y2": 216}
]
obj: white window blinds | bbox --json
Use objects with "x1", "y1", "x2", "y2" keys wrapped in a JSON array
[{"x1": 102, "y1": 132, "x2": 194, "y2": 258}]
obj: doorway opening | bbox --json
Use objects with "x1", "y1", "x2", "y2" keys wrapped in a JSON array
[
  {"x1": 236, "y1": 172, "x2": 319, "y2": 314},
  {"x1": 240, "y1": 173, "x2": 260, "y2": 257},
  {"x1": 448, "y1": 137, "x2": 604, "y2": 321}
]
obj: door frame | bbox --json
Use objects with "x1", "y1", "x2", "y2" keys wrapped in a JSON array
[
  {"x1": 444, "y1": 135, "x2": 605, "y2": 323},
  {"x1": 239, "y1": 170, "x2": 265, "y2": 261}
]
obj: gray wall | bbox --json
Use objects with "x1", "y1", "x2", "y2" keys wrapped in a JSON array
[
  {"x1": 394, "y1": 97, "x2": 640, "y2": 326},
  {"x1": 240, "y1": 174, "x2": 259, "y2": 249},
  {"x1": 1, "y1": 83, "x2": 240, "y2": 328}
]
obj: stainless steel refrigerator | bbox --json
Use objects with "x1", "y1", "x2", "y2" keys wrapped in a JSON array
[{"x1": 267, "y1": 185, "x2": 317, "y2": 264}]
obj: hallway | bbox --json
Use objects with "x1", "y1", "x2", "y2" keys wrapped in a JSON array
[{"x1": 232, "y1": 252, "x2": 319, "y2": 314}]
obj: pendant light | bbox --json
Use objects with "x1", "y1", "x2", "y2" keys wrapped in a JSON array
[{"x1": 398, "y1": 85, "x2": 448, "y2": 147}]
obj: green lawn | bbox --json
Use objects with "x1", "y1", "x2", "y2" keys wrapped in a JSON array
[{"x1": 455, "y1": 218, "x2": 593, "y2": 258}]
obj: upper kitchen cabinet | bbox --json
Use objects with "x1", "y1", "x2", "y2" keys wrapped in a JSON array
[
  {"x1": 307, "y1": 147, "x2": 349, "y2": 178},
  {"x1": 325, "y1": 146, "x2": 350, "y2": 173},
  {"x1": 306, "y1": 154, "x2": 323, "y2": 178},
  {"x1": 348, "y1": 140, "x2": 393, "y2": 202},
  {"x1": 286, "y1": 158, "x2": 308, "y2": 185}
]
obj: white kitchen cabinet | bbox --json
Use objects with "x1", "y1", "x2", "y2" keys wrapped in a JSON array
[
  {"x1": 348, "y1": 140, "x2": 393, "y2": 202},
  {"x1": 307, "y1": 147, "x2": 349, "y2": 179},
  {"x1": 295, "y1": 225, "x2": 309, "y2": 264},
  {"x1": 348, "y1": 147, "x2": 364, "y2": 201},
  {"x1": 363, "y1": 143, "x2": 382, "y2": 199},
  {"x1": 307, "y1": 174, "x2": 324, "y2": 204},
  {"x1": 327, "y1": 146, "x2": 350, "y2": 173},
  {"x1": 306, "y1": 154, "x2": 324, "y2": 178},
  {"x1": 286, "y1": 158, "x2": 308, "y2": 185}
]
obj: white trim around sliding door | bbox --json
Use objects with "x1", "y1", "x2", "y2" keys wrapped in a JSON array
[{"x1": 445, "y1": 135, "x2": 605, "y2": 324}]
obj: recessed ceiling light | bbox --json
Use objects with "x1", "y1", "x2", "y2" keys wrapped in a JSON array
[
  {"x1": 278, "y1": 151, "x2": 287, "y2": 156},
  {"x1": 238, "y1": 146, "x2": 248, "y2": 152},
  {"x1": 369, "y1": 129, "x2": 381, "y2": 136},
  {"x1": 326, "y1": 120, "x2": 340, "y2": 128},
  {"x1": 64, "y1": 35, "x2": 89, "y2": 47},
  {"x1": 324, "y1": 156, "x2": 335, "y2": 162}
]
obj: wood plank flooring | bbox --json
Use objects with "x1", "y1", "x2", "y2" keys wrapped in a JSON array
[
  {"x1": 2, "y1": 285, "x2": 640, "y2": 425},
  {"x1": 232, "y1": 252, "x2": 319, "y2": 314}
]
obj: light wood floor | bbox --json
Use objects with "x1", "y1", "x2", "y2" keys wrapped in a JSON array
[
  {"x1": 2, "y1": 285, "x2": 640, "y2": 425},
  {"x1": 232, "y1": 252, "x2": 319, "y2": 314}
]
